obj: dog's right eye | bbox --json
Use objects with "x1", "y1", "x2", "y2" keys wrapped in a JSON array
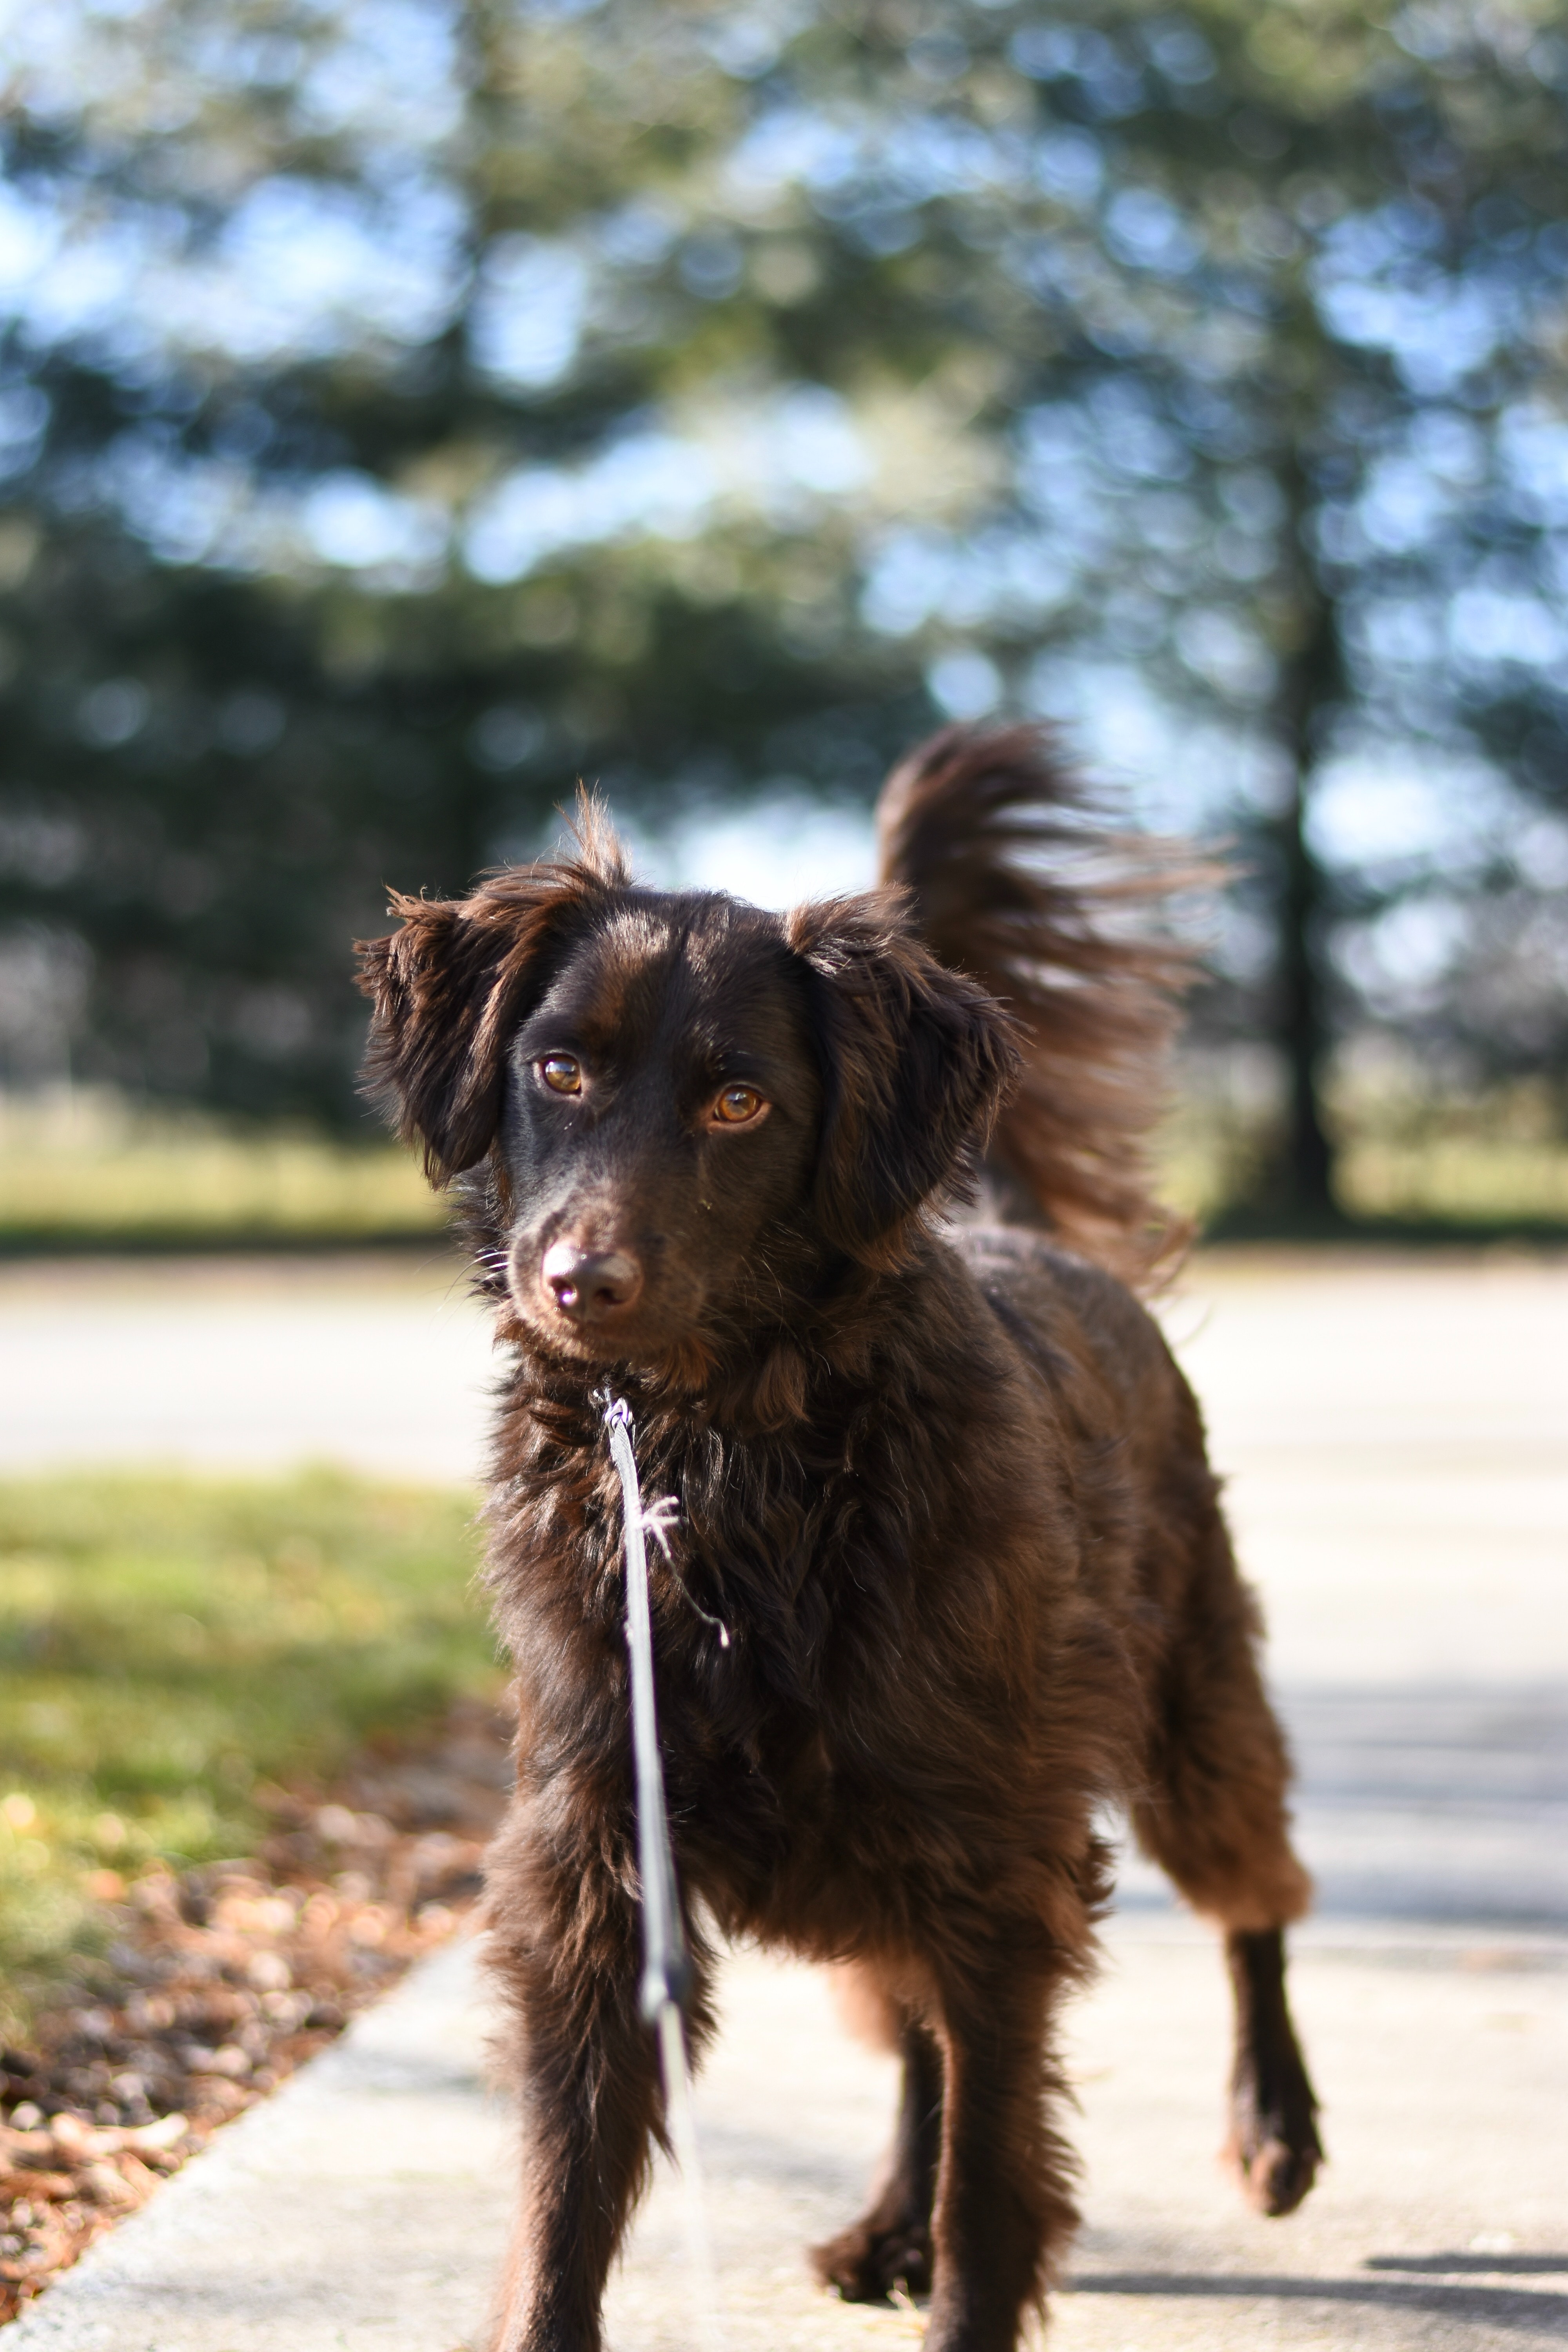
[{"x1": 539, "y1": 1054, "x2": 583, "y2": 1094}]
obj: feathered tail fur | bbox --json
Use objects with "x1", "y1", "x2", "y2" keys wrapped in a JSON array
[{"x1": 876, "y1": 723, "x2": 1203, "y2": 1292}]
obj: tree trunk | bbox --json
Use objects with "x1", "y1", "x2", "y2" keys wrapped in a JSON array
[
  {"x1": 1259, "y1": 430, "x2": 1341, "y2": 1223},
  {"x1": 1269, "y1": 756, "x2": 1336, "y2": 1218}
]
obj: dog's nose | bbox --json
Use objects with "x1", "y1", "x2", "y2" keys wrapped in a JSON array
[{"x1": 541, "y1": 1241, "x2": 644, "y2": 1319}]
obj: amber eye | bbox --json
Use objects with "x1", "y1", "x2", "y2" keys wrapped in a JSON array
[
  {"x1": 712, "y1": 1084, "x2": 764, "y2": 1125},
  {"x1": 540, "y1": 1054, "x2": 582, "y2": 1094}
]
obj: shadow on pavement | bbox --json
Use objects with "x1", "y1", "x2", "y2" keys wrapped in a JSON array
[
  {"x1": 1070, "y1": 2269, "x2": 1568, "y2": 2333},
  {"x1": 1367, "y1": 2255, "x2": 1568, "y2": 2276}
]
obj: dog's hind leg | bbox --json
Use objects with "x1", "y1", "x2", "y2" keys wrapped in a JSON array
[
  {"x1": 817, "y1": 1936, "x2": 1078, "y2": 2344},
  {"x1": 813, "y1": 1995, "x2": 943, "y2": 2301},
  {"x1": 1221, "y1": 1922, "x2": 1322, "y2": 2216},
  {"x1": 1131, "y1": 1509, "x2": 1323, "y2": 2218}
]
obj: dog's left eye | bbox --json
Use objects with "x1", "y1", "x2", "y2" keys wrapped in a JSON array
[{"x1": 712, "y1": 1085, "x2": 764, "y2": 1125}]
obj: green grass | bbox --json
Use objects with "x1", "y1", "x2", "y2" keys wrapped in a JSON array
[
  {"x1": 1158, "y1": 1063, "x2": 1568, "y2": 1236},
  {"x1": 1334, "y1": 1135, "x2": 1568, "y2": 1225},
  {"x1": 0, "y1": 1090, "x2": 443, "y2": 1249},
  {"x1": 6, "y1": 1077, "x2": 1566, "y2": 1252},
  {"x1": 0, "y1": 1470, "x2": 498, "y2": 2035}
]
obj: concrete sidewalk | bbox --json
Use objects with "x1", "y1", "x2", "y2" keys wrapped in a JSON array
[
  {"x1": 11, "y1": 1918, "x2": 1566, "y2": 2352},
  {"x1": 3, "y1": 1248, "x2": 1564, "y2": 2344},
  {"x1": 8, "y1": 1937, "x2": 506, "y2": 2352}
]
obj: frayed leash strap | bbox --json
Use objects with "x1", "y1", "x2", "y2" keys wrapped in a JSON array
[
  {"x1": 599, "y1": 1392, "x2": 724, "y2": 2352},
  {"x1": 601, "y1": 1394, "x2": 692, "y2": 2020}
]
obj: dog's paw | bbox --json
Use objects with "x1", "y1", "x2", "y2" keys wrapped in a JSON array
[
  {"x1": 1226, "y1": 2112, "x2": 1323, "y2": 2218},
  {"x1": 811, "y1": 2210, "x2": 932, "y2": 2303}
]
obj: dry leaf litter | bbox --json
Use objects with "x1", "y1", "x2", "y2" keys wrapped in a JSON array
[{"x1": 0, "y1": 1698, "x2": 511, "y2": 2325}]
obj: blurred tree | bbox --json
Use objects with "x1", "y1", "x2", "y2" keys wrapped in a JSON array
[
  {"x1": 0, "y1": 0, "x2": 1564, "y2": 1207},
  {"x1": 0, "y1": 0, "x2": 938, "y2": 1121}
]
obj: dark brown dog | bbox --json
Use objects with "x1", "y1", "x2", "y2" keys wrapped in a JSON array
[{"x1": 358, "y1": 724, "x2": 1321, "y2": 2352}]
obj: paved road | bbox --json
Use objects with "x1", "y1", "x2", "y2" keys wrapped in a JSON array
[
  {"x1": 2, "y1": 1245, "x2": 1562, "y2": 1923},
  {"x1": 0, "y1": 1251, "x2": 496, "y2": 1483},
  {"x1": 1161, "y1": 1252, "x2": 1568, "y2": 1926}
]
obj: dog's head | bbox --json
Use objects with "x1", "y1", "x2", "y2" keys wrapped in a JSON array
[{"x1": 357, "y1": 804, "x2": 1018, "y2": 1374}]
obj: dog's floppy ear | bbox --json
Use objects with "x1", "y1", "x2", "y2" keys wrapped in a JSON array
[
  {"x1": 787, "y1": 889, "x2": 1021, "y2": 1269},
  {"x1": 356, "y1": 810, "x2": 626, "y2": 1183}
]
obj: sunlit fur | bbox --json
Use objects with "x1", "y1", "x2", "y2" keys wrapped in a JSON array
[{"x1": 358, "y1": 724, "x2": 1321, "y2": 2352}]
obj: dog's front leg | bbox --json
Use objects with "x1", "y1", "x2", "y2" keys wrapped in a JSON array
[
  {"x1": 924, "y1": 1949, "x2": 1079, "y2": 2352},
  {"x1": 485, "y1": 1802, "x2": 668, "y2": 2352}
]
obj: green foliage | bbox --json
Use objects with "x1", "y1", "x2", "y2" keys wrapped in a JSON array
[
  {"x1": 0, "y1": 1468, "x2": 495, "y2": 2025},
  {"x1": 0, "y1": 0, "x2": 1565, "y2": 1209}
]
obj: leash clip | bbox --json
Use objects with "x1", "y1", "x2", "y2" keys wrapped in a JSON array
[{"x1": 595, "y1": 1384, "x2": 634, "y2": 1434}]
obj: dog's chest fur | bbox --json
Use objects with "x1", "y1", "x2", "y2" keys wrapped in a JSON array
[{"x1": 482, "y1": 1238, "x2": 1160, "y2": 1949}]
